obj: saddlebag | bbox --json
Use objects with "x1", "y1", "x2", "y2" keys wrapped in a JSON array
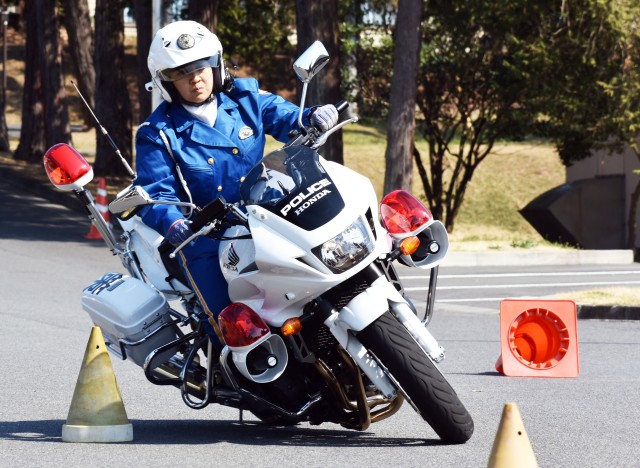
[{"x1": 81, "y1": 273, "x2": 179, "y2": 366}]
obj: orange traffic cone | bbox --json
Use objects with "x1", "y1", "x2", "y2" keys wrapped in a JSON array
[
  {"x1": 62, "y1": 326, "x2": 133, "y2": 443},
  {"x1": 488, "y1": 402, "x2": 539, "y2": 467},
  {"x1": 84, "y1": 177, "x2": 111, "y2": 240},
  {"x1": 495, "y1": 299, "x2": 579, "y2": 378}
]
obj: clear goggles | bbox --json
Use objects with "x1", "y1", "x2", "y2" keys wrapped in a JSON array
[{"x1": 159, "y1": 55, "x2": 219, "y2": 82}]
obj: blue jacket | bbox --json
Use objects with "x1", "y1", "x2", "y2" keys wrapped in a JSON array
[{"x1": 134, "y1": 78, "x2": 311, "y2": 237}]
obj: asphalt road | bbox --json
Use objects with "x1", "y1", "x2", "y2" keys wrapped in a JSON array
[{"x1": 1, "y1": 183, "x2": 640, "y2": 467}]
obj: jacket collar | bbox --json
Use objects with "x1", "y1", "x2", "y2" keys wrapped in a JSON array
[{"x1": 167, "y1": 94, "x2": 239, "y2": 147}]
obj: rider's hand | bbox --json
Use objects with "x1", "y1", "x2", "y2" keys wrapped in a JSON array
[
  {"x1": 311, "y1": 104, "x2": 339, "y2": 132},
  {"x1": 166, "y1": 219, "x2": 193, "y2": 247}
]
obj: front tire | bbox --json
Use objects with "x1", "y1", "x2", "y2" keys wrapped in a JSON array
[{"x1": 358, "y1": 311, "x2": 474, "y2": 443}]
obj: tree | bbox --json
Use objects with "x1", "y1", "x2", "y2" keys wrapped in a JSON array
[
  {"x1": 93, "y1": 0, "x2": 132, "y2": 176},
  {"x1": 216, "y1": 0, "x2": 295, "y2": 95},
  {"x1": 295, "y1": 0, "x2": 343, "y2": 163},
  {"x1": 61, "y1": 0, "x2": 95, "y2": 128},
  {"x1": 37, "y1": 0, "x2": 71, "y2": 148},
  {"x1": 382, "y1": 0, "x2": 423, "y2": 194},
  {"x1": 188, "y1": 0, "x2": 219, "y2": 32},
  {"x1": 535, "y1": 0, "x2": 634, "y2": 165},
  {"x1": 15, "y1": 0, "x2": 70, "y2": 162},
  {"x1": 14, "y1": 0, "x2": 44, "y2": 161},
  {"x1": 413, "y1": 1, "x2": 540, "y2": 229},
  {"x1": 0, "y1": 6, "x2": 11, "y2": 151},
  {"x1": 339, "y1": 0, "x2": 395, "y2": 119},
  {"x1": 134, "y1": 0, "x2": 153, "y2": 121},
  {"x1": 412, "y1": 0, "x2": 636, "y2": 232},
  {"x1": 591, "y1": 4, "x2": 640, "y2": 251}
]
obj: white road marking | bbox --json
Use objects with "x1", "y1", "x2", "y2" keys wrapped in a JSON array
[
  {"x1": 404, "y1": 280, "x2": 640, "y2": 292},
  {"x1": 400, "y1": 270, "x2": 640, "y2": 280}
]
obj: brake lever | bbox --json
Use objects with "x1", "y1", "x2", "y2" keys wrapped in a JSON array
[
  {"x1": 169, "y1": 222, "x2": 220, "y2": 259},
  {"x1": 311, "y1": 116, "x2": 359, "y2": 149}
]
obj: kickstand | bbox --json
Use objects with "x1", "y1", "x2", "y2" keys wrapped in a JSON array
[{"x1": 238, "y1": 409, "x2": 244, "y2": 422}]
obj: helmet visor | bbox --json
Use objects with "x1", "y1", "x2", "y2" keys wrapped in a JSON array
[{"x1": 159, "y1": 55, "x2": 220, "y2": 82}]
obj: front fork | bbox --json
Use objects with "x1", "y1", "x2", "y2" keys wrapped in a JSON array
[{"x1": 321, "y1": 268, "x2": 446, "y2": 398}]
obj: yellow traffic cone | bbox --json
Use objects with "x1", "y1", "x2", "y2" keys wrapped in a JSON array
[
  {"x1": 62, "y1": 326, "x2": 133, "y2": 443},
  {"x1": 488, "y1": 402, "x2": 538, "y2": 468}
]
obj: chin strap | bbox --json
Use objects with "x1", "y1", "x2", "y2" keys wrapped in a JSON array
[{"x1": 181, "y1": 92, "x2": 215, "y2": 107}]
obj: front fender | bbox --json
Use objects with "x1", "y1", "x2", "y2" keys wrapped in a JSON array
[
  {"x1": 328, "y1": 274, "x2": 446, "y2": 364},
  {"x1": 336, "y1": 276, "x2": 404, "y2": 332}
]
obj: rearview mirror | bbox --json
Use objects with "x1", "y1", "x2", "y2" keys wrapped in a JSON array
[
  {"x1": 293, "y1": 41, "x2": 330, "y2": 83},
  {"x1": 109, "y1": 185, "x2": 196, "y2": 220},
  {"x1": 108, "y1": 185, "x2": 153, "y2": 215}
]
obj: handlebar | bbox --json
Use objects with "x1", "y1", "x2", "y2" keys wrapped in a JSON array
[
  {"x1": 158, "y1": 197, "x2": 228, "y2": 256},
  {"x1": 334, "y1": 99, "x2": 349, "y2": 114},
  {"x1": 286, "y1": 99, "x2": 356, "y2": 149}
]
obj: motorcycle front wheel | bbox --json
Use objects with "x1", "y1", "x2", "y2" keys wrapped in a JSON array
[{"x1": 357, "y1": 311, "x2": 474, "y2": 444}]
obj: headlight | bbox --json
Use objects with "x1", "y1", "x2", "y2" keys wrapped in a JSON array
[{"x1": 313, "y1": 217, "x2": 374, "y2": 272}]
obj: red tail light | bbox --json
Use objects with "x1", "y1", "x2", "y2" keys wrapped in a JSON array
[
  {"x1": 218, "y1": 303, "x2": 270, "y2": 348},
  {"x1": 43, "y1": 143, "x2": 93, "y2": 191},
  {"x1": 380, "y1": 190, "x2": 433, "y2": 236}
]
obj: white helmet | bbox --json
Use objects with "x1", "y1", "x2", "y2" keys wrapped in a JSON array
[{"x1": 147, "y1": 20, "x2": 231, "y2": 102}]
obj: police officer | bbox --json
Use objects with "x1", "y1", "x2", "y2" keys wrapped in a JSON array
[{"x1": 135, "y1": 20, "x2": 338, "y2": 343}]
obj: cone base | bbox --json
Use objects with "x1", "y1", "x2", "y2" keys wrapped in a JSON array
[{"x1": 62, "y1": 423, "x2": 133, "y2": 443}]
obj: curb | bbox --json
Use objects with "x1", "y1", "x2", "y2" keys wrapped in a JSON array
[{"x1": 577, "y1": 304, "x2": 640, "y2": 320}]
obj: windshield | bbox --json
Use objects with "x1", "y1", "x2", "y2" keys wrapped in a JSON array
[{"x1": 239, "y1": 146, "x2": 345, "y2": 230}]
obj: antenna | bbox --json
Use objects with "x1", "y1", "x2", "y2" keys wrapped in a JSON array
[{"x1": 70, "y1": 80, "x2": 136, "y2": 179}]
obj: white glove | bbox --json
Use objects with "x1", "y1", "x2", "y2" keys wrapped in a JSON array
[{"x1": 311, "y1": 105, "x2": 339, "y2": 132}]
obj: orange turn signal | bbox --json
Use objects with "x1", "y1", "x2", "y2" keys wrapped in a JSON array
[
  {"x1": 281, "y1": 317, "x2": 303, "y2": 336},
  {"x1": 399, "y1": 235, "x2": 420, "y2": 255}
]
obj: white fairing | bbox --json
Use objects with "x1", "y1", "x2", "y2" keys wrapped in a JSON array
[
  {"x1": 118, "y1": 214, "x2": 191, "y2": 297},
  {"x1": 220, "y1": 156, "x2": 390, "y2": 327},
  {"x1": 219, "y1": 225, "x2": 255, "y2": 281},
  {"x1": 219, "y1": 146, "x2": 447, "y2": 380}
]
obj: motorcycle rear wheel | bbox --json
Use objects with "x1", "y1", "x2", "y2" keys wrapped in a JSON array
[{"x1": 358, "y1": 311, "x2": 474, "y2": 444}]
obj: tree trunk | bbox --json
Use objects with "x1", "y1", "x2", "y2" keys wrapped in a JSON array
[
  {"x1": 61, "y1": 0, "x2": 95, "y2": 128},
  {"x1": 14, "y1": 0, "x2": 46, "y2": 162},
  {"x1": 37, "y1": 0, "x2": 71, "y2": 149},
  {"x1": 94, "y1": 0, "x2": 132, "y2": 176},
  {"x1": 0, "y1": 4, "x2": 10, "y2": 151},
  {"x1": 134, "y1": 0, "x2": 153, "y2": 121},
  {"x1": 295, "y1": 0, "x2": 343, "y2": 164},
  {"x1": 38, "y1": 0, "x2": 71, "y2": 148},
  {"x1": 188, "y1": 0, "x2": 219, "y2": 33},
  {"x1": 382, "y1": 0, "x2": 423, "y2": 195}
]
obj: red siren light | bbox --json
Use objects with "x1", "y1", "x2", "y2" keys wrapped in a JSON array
[
  {"x1": 380, "y1": 190, "x2": 433, "y2": 236},
  {"x1": 43, "y1": 143, "x2": 93, "y2": 191},
  {"x1": 218, "y1": 303, "x2": 270, "y2": 348}
]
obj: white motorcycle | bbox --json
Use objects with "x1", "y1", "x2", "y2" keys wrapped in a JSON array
[{"x1": 43, "y1": 42, "x2": 473, "y2": 443}]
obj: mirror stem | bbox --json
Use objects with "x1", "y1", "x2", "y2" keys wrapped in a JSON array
[{"x1": 297, "y1": 82, "x2": 309, "y2": 131}]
